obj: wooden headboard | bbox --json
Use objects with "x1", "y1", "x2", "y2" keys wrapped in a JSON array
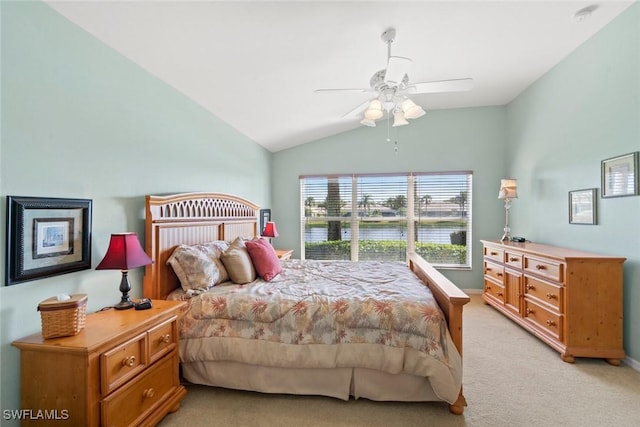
[{"x1": 143, "y1": 192, "x2": 260, "y2": 300}]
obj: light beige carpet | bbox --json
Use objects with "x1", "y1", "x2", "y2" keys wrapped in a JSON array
[{"x1": 159, "y1": 294, "x2": 640, "y2": 427}]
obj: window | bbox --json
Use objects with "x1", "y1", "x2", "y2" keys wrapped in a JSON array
[{"x1": 300, "y1": 172, "x2": 472, "y2": 268}]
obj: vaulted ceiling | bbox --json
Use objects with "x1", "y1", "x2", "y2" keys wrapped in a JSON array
[{"x1": 45, "y1": 1, "x2": 634, "y2": 152}]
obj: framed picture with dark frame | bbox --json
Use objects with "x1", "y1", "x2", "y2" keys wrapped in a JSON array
[
  {"x1": 259, "y1": 208, "x2": 271, "y2": 235},
  {"x1": 569, "y1": 188, "x2": 597, "y2": 225},
  {"x1": 601, "y1": 152, "x2": 639, "y2": 198},
  {"x1": 6, "y1": 196, "x2": 92, "y2": 285}
]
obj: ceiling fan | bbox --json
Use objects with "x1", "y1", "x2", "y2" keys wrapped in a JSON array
[{"x1": 315, "y1": 28, "x2": 473, "y2": 127}]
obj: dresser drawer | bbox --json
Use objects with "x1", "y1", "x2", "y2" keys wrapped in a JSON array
[
  {"x1": 484, "y1": 260, "x2": 505, "y2": 284},
  {"x1": 484, "y1": 246, "x2": 504, "y2": 263},
  {"x1": 524, "y1": 275, "x2": 563, "y2": 311},
  {"x1": 148, "y1": 316, "x2": 177, "y2": 363},
  {"x1": 524, "y1": 256, "x2": 563, "y2": 283},
  {"x1": 484, "y1": 278, "x2": 505, "y2": 303},
  {"x1": 101, "y1": 333, "x2": 147, "y2": 395},
  {"x1": 505, "y1": 251, "x2": 523, "y2": 269},
  {"x1": 524, "y1": 299, "x2": 562, "y2": 341},
  {"x1": 102, "y1": 353, "x2": 177, "y2": 427}
]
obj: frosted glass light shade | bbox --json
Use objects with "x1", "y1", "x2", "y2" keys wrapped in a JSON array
[
  {"x1": 401, "y1": 98, "x2": 426, "y2": 119},
  {"x1": 364, "y1": 99, "x2": 383, "y2": 120},
  {"x1": 392, "y1": 111, "x2": 408, "y2": 127}
]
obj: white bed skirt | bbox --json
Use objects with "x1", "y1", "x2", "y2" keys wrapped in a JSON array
[{"x1": 181, "y1": 360, "x2": 441, "y2": 402}]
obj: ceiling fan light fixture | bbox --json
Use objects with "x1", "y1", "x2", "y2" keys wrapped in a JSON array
[
  {"x1": 364, "y1": 99, "x2": 383, "y2": 120},
  {"x1": 392, "y1": 111, "x2": 408, "y2": 127},
  {"x1": 401, "y1": 98, "x2": 426, "y2": 119},
  {"x1": 360, "y1": 118, "x2": 377, "y2": 127}
]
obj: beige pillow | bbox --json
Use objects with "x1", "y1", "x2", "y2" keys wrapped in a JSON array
[
  {"x1": 167, "y1": 242, "x2": 229, "y2": 292},
  {"x1": 220, "y1": 237, "x2": 256, "y2": 284}
]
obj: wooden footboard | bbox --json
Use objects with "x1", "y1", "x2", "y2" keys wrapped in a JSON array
[{"x1": 408, "y1": 252, "x2": 470, "y2": 414}]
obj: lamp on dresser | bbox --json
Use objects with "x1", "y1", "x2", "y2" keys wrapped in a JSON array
[
  {"x1": 96, "y1": 232, "x2": 153, "y2": 310},
  {"x1": 261, "y1": 221, "x2": 279, "y2": 244},
  {"x1": 498, "y1": 179, "x2": 518, "y2": 242}
]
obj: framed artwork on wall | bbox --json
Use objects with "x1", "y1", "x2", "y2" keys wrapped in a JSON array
[
  {"x1": 569, "y1": 188, "x2": 597, "y2": 225},
  {"x1": 6, "y1": 196, "x2": 92, "y2": 285},
  {"x1": 259, "y1": 208, "x2": 271, "y2": 235},
  {"x1": 601, "y1": 152, "x2": 639, "y2": 198}
]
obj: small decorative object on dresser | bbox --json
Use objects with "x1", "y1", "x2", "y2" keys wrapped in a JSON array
[
  {"x1": 12, "y1": 299, "x2": 187, "y2": 426},
  {"x1": 481, "y1": 240, "x2": 626, "y2": 365}
]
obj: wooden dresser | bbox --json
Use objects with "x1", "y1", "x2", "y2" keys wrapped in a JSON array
[
  {"x1": 12, "y1": 299, "x2": 187, "y2": 426},
  {"x1": 481, "y1": 240, "x2": 625, "y2": 365}
]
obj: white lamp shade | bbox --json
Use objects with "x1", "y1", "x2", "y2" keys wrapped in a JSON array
[
  {"x1": 498, "y1": 179, "x2": 518, "y2": 199},
  {"x1": 392, "y1": 111, "x2": 408, "y2": 127},
  {"x1": 364, "y1": 99, "x2": 383, "y2": 120},
  {"x1": 401, "y1": 98, "x2": 426, "y2": 119}
]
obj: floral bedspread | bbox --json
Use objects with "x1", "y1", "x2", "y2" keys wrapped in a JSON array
[
  {"x1": 169, "y1": 259, "x2": 462, "y2": 402},
  {"x1": 170, "y1": 259, "x2": 455, "y2": 367}
]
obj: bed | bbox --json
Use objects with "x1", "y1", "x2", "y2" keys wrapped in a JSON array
[{"x1": 142, "y1": 192, "x2": 470, "y2": 414}]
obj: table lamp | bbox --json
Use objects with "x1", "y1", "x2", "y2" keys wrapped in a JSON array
[
  {"x1": 96, "y1": 232, "x2": 153, "y2": 310},
  {"x1": 498, "y1": 179, "x2": 518, "y2": 242}
]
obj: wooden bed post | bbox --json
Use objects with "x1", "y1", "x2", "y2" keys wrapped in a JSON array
[{"x1": 408, "y1": 252, "x2": 470, "y2": 414}]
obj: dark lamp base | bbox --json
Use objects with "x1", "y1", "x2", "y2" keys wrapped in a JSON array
[{"x1": 114, "y1": 299, "x2": 134, "y2": 310}]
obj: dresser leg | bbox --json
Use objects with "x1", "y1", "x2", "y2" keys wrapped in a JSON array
[
  {"x1": 605, "y1": 358, "x2": 621, "y2": 366},
  {"x1": 560, "y1": 354, "x2": 575, "y2": 363}
]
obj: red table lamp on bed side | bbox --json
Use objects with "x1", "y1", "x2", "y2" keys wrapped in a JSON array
[
  {"x1": 96, "y1": 232, "x2": 153, "y2": 310},
  {"x1": 261, "y1": 221, "x2": 278, "y2": 244}
]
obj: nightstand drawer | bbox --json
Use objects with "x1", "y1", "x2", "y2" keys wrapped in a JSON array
[
  {"x1": 101, "y1": 333, "x2": 147, "y2": 395},
  {"x1": 102, "y1": 353, "x2": 177, "y2": 427},
  {"x1": 148, "y1": 316, "x2": 177, "y2": 363}
]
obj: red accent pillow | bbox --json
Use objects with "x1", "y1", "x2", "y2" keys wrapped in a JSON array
[{"x1": 245, "y1": 238, "x2": 282, "y2": 281}]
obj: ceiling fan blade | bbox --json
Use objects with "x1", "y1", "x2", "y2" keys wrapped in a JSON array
[
  {"x1": 384, "y1": 56, "x2": 412, "y2": 86},
  {"x1": 342, "y1": 99, "x2": 372, "y2": 118},
  {"x1": 406, "y1": 78, "x2": 474, "y2": 94}
]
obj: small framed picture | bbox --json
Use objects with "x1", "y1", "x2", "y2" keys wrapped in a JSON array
[
  {"x1": 569, "y1": 188, "x2": 597, "y2": 225},
  {"x1": 601, "y1": 152, "x2": 639, "y2": 198},
  {"x1": 6, "y1": 196, "x2": 92, "y2": 285},
  {"x1": 259, "y1": 208, "x2": 271, "y2": 234}
]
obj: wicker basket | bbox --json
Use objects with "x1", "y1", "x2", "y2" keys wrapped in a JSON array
[{"x1": 38, "y1": 294, "x2": 88, "y2": 339}]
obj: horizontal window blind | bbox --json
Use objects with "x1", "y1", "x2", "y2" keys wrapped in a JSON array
[{"x1": 300, "y1": 171, "x2": 472, "y2": 268}]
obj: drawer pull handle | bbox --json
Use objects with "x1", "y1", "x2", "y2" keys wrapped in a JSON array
[
  {"x1": 509, "y1": 257, "x2": 519, "y2": 262},
  {"x1": 485, "y1": 286, "x2": 491, "y2": 291},
  {"x1": 546, "y1": 320, "x2": 556, "y2": 327},
  {"x1": 122, "y1": 356, "x2": 136, "y2": 367},
  {"x1": 535, "y1": 264, "x2": 546, "y2": 270},
  {"x1": 526, "y1": 308, "x2": 534, "y2": 315},
  {"x1": 490, "y1": 252, "x2": 498, "y2": 256},
  {"x1": 485, "y1": 268, "x2": 491, "y2": 272},
  {"x1": 497, "y1": 292, "x2": 503, "y2": 297},
  {"x1": 143, "y1": 388, "x2": 155, "y2": 399},
  {"x1": 161, "y1": 334, "x2": 171, "y2": 344},
  {"x1": 526, "y1": 284, "x2": 534, "y2": 290},
  {"x1": 546, "y1": 292, "x2": 556, "y2": 300},
  {"x1": 497, "y1": 273, "x2": 503, "y2": 277}
]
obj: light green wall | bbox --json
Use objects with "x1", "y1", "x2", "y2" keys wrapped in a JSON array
[
  {"x1": 506, "y1": 3, "x2": 640, "y2": 362},
  {"x1": 272, "y1": 106, "x2": 509, "y2": 290},
  {"x1": 0, "y1": 0, "x2": 271, "y2": 416}
]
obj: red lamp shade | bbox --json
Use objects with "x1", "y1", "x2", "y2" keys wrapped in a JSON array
[
  {"x1": 96, "y1": 233, "x2": 152, "y2": 271},
  {"x1": 261, "y1": 221, "x2": 279, "y2": 238},
  {"x1": 96, "y1": 233, "x2": 152, "y2": 310}
]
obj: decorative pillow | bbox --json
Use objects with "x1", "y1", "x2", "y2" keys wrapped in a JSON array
[
  {"x1": 220, "y1": 237, "x2": 256, "y2": 284},
  {"x1": 245, "y1": 238, "x2": 282, "y2": 282},
  {"x1": 166, "y1": 241, "x2": 230, "y2": 292}
]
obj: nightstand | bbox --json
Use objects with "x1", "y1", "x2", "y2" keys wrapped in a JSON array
[
  {"x1": 12, "y1": 299, "x2": 187, "y2": 426},
  {"x1": 275, "y1": 249, "x2": 293, "y2": 260}
]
